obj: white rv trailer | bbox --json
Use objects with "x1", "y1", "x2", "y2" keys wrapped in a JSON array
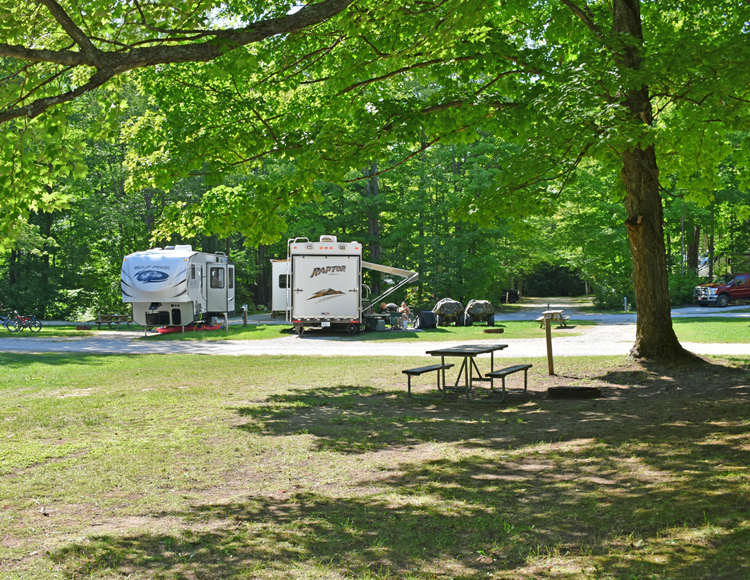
[
  {"x1": 270, "y1": 259, "x2": 290, "y2": 318},
  {"x1": 121, "y1": 245, "x2": 235, "y2": 328},
  {"x1": 271, "y1": 236, "x2": 418, "y2": 335}
]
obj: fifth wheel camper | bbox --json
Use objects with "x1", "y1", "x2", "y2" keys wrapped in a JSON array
[
  {"x1": 121, "y1": 245, "x2": 235, "y2": 328},
  {"x1": 271, "y1": 235, "x2": 418, "y2": 335}
]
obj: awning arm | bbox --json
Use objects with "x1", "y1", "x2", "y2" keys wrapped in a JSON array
[{"x1": 362, "y1": 261, "x2": 419, "y2": 308}]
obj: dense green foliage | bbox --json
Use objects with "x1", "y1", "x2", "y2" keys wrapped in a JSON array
[
  {"x1": 2, "y1": 0, "x2": 750, "y2": 324},
  {"x1": 3, "y1": 101, "x2": 749, "y2": 319}
]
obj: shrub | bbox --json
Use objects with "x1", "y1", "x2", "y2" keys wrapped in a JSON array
[
  {"x1": 591, "y1": 276, "x2": 635, "y2": 311},
  {"x1": 668, "y1": 271, "x2": 702, "y2": 306}
]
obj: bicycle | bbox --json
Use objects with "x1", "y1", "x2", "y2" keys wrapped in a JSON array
[
  {"x1": 14, "y1": 312, "x2": 42, "y2": 332},
  {"x1": 0, "y1": 312, "x2": 20, "y2": 332}
]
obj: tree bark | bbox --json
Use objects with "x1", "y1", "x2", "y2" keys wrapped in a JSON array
[
  {"x1": 708, "y1": 224, "x2": 715, "y2": 279},
  {"x1": 365, "y1": 162, "x2": 382, "y2": 296},
  {"x1": 687, "y1": 225, "x2": 700, "y2": 271},
  {"x1": 613, "y1": 0, "x2": 693, "y2": 360}
]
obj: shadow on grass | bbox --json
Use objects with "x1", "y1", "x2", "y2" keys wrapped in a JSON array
[
  {"x1": 231, "y1": 355, "x2": 750, "y2": 457},
  {"x1": 0, "y1": 352, "x2": 115, "y2": 369},
  {"x1": 50, "y1": 379, "x2": 750, "y2": 578}
]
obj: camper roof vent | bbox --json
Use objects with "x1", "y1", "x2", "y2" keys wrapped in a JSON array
[
  {"x1": 165, "y1": 246, "x2": 175, "y2": 250},
  {"x1": 175, "y1": 245, "x2": 193, "y2": 251},
  {"x1": 319, "y1": 235, "x2": 337, "y2": 243}
]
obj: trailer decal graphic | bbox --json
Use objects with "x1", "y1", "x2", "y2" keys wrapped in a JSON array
[
  {"x1": 310, "y1": 265, "x2": 346, "y2": 278},
  {"x1": 134, "y1": 270, "x2": 170, "y2": 283},
  {"x1": 307, "y1": 288, "x2": 345, "y2": 301}
]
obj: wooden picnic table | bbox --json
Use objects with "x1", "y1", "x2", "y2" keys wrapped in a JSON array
[
  {"x1": 424, "y1": 343, "x2": 509, "y2": 401},
  {"x1": 537, "y1": 310, "x2": 569, "y2": 328},
  {"x1": 95, "y1": 313, "x2": 132, "y2": 330}
]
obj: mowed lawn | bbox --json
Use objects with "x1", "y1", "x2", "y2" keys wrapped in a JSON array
[{"x1": 1, "y1": 352, "x2": 749, "y2": 579}]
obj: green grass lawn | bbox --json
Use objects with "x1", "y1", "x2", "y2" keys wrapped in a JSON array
[
  {"x1": 0, "y1": 324, "x2": 138, "y2": 338},
  {"x1": 4, "y1": 316, "x2": 750, "y2": 344},
  {"x1": 1, "y1": 352, "x2": 749, "y2": 579},
  {"x1": 0, "y1": 320, "x2": 595, "y2": 341},
  {"x1": 672, "y1": 316, "x2": 750, "y2": 343},
  {"x1": 139, "y1": 319, "x2": 597, "y2": 342}
]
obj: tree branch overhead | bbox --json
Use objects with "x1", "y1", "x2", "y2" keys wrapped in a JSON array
[{"x1": 1, "y1": 0, "x2": 356, "y2": 123}]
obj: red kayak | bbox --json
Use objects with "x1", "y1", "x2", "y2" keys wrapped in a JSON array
[{"x1": 156, "y1": 324, "x2": 221, "y2": 334}]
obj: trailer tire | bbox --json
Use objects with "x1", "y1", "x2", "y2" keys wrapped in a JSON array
[{"x1": 457, "y1": 313, "x2": 473, "y2": 326}]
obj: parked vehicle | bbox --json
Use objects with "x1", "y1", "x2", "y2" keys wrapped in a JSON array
[
  {"x1": 501, "y1": 289, "x2": 520, "y2": 304},
  {"x1": 272, "y1": 236, "x2": 418, "y2": 336},
  {"x1": 0, "y1": 312, "x2": 20, "y2": 332},
  {"x1": 121, "y1": 245, "x2": 235, "y2": 328},
  {"x1": 432, "y1": 298, "x2": 464, "y2": 326},
  {"x1": 14, "y1": 312, "x2": 42, "y2": 332},
  {"x1": 465, "y1": 299, "x2": 496, "y2": 326},
  {"x1": 694, "y1": 273, "x2": 750, "y2": 307}
]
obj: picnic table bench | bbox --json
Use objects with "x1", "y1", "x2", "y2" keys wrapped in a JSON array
[
  {"x1": 403, "y1": 363, "x2": 454, "y2": 400},
  {"x1": 486, "y1": 364, "x2": 532, "y2": 402},
  {"x1": 95, "y1": 313, "x2": 132, "y2": 330}
]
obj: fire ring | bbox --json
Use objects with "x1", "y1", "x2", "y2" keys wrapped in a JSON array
[{"x1": 547, "y1": 386, "x2": 601, "y2": 399}]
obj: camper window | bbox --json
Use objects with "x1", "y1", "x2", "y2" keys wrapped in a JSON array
[
  {"x1": 191, "y1": 265, "x2": 195, "y2": 279},
  {"x1": 229, "y1": 268, "x2": 234, "y2": 289},
  {"x1": 210, "y1": 268, "x2": 225, "y2": 289},
  {"x1": 279, "y1": 274, "x2": 289, "y2": 289}
]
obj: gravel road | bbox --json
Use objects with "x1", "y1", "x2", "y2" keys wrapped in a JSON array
[
  {"x1": 3, "y1": 298, "x2": 748, "y2": 357},
  {"x1": 0, "y1": 321, "x2": 747, "y2": 357}
]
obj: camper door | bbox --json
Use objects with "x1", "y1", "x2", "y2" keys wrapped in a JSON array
[{"x1": 206, "y1": 264, "x2": 233, "y2": 313}]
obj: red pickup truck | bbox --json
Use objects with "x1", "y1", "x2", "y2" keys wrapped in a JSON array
[{"x1": 694, "y1": 274, "x2": 750, "y2": 307}]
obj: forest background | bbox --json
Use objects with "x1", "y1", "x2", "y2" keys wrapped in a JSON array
[
  {"x1": 2, "y1": 81, "x2": 748, "y2": 322},
  {"x1": 2, "y1": 1, "x2": 750, "y2": 323}
]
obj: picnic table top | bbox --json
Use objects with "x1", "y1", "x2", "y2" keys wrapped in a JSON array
[{"x1": 425, "y1": 343, "x2": 509, "y2": 357}]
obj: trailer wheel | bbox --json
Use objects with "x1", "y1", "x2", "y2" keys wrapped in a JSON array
[
  {"x1": 346, "y1": 322, "x2": 359, "y2": 336},
  {"x1": 457, "y1": 313, "x2": 473, "y2": 326},
  {"x1": 295, "y1": 324, "x2": 305, "y2": 336}
]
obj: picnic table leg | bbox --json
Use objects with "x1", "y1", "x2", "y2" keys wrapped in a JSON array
[
  {"x1": 490, "y1": 351, "x2": 497, "y2": 390},
  {"x1": 470, "y1": 358, "x2": 483, "y2": 387},
  {"x1": 451, "y1": 357, "x2": 467, "y2": 391},
  {"x1": 464, "y1": 356, "x2": 471, "y2": 399}
]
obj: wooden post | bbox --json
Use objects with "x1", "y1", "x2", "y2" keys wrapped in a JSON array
[{"x1": 545, "y1": 317, "x2": 554, "y2": 375}]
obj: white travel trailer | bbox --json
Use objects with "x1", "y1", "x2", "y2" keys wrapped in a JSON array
[
  {"x1": 121, "y1": 245, "x2": 235, "y2": 328},
  {"x1": 271, "y1": 236, "x2": 418, "y2": 335},
  {"x1": 270, "y1": 259, "x2": 291, "y2": 318}
]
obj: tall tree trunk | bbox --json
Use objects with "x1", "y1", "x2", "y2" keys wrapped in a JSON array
[
  {"x1": 708, "y1": 223, "x2": 714, "y2": 280},
  {"x1": 687, "y1": 225, "x2": 700, "y2": 271},
  {"x1": 9, "y1": 249, "x2": 17, "y2": 286},
  {"x1": 614, "y1": 0, "x2": 692, "y2": 360},
  {"x1": 680, "y1": 214, "x2": 685, "y2": 277},
  {"x1": 257, "y1": 244, "x2": 269, "y2": 307},
  {"x1": 365, "y1": 161, "x2": 381, "y2": 296},
  {"x1": 41, "y1": 211, "x2": 52, "y2": 319}
]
